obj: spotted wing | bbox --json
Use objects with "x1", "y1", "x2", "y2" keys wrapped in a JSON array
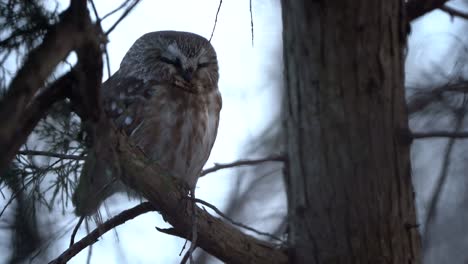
[{"x1": 100, "y1": 73, "x2": 159, "y2": 136}]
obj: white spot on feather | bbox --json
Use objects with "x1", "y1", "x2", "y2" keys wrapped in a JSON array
[{"x1": 124, "y1": 116, "x2": 133, "y2": 125}]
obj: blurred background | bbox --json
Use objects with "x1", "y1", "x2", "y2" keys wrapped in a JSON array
[{"x1": 1, "y1": 0, "x2": 468, "y2": 263}]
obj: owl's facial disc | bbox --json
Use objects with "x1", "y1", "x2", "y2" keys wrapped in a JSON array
[
  {"x1": 160, "y1": 43, "x2": 197, "y2": 82},
  {"x1": 161, "y1": 42, "x2": 216, "y2": 87}
]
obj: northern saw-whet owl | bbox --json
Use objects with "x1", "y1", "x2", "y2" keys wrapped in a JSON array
[{"x1": 72, "y1": 31, "x2": 222, "y2": 216}]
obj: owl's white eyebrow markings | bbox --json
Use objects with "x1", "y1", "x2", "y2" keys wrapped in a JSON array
[{"x1": 167, "y1": 43, "x2": 187, "y2": 63}]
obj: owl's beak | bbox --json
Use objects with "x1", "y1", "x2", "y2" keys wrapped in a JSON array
[{"x1": 182, "y1": 68, "x2": 194, "y2": 82}]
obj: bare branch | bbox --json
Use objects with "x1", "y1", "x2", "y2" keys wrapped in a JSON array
[
  {"x1": 423, "y1": 111, "x2": 464, "y2": 247},
  {"x1": 407, "y1": 80, "x2": 468, "y2": 115},
  {"x1": 209, "y1": 0, "x2": 223, "y2": 42},
  {"x1": 17, "y1": 150, "x2": 84, "y2": 160},
  {"x1": 200, "y1": 155, "x2": 285, "y2": 177},
  {"x1": 101, "y1": 0, "x2": 133, "y2": 21},
  {"x1": 411, "y1": 131, "x2": 468, "y2": 139},
  {"x1": 192, "y1": 198, "x2": 283, "y2": 242},
  {"x1": 250, "y1": 0, "x2": 254, "y2": 46},
  {"x1": 406, "y1": 0, "x2": 449, "y2": 21},
  {"x1": 105, "y1": 0, "x2": 141, "y2": 35},
  {"x1": 48, "y1": 202, "x2": 156, "y2": 264},
  {"x1": 440, "y1": 5, "x2": 468, "y2": 20},
  {"x1": 87, "y1": 0, "x2": 100, "y2": 21},
  {"x1": 70, "y1": 216, "x2": 85, "y2": 247},
  {"x1": 111, "y1": 123, "x2": 288, "y2": 263}
]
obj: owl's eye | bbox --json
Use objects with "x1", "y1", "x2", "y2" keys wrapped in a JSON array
[{"x1": 198, "y1": 62, "x2": 211, "y2": 68}]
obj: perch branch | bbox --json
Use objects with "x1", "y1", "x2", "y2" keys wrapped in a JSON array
[{"x1": 118, "y1": 122, "x2": 288, "y2": 263}]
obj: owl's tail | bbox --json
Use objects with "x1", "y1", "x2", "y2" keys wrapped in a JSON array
[{"x1": 72, "y1": 142, "x2": 130, "y2": 216}]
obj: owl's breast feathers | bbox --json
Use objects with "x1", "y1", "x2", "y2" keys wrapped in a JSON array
[{"x1": 101, "y1": 73, "x2": 221, "y2": 188}]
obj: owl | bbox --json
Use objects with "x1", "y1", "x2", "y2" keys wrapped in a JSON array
[{"x1": 72, "y1": 31, "x2": 222, "y2": 216}]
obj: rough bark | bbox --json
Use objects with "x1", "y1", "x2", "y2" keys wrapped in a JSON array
[{"x1": 282, "y1": 1, "x2": 421, "y2": 263}]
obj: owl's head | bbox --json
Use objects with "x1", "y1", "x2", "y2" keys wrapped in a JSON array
[{"x1": 120, "y1": 31, "x2": 219, "y2": 93}]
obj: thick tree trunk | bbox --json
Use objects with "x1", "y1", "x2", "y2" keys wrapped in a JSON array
[{"x1": 282, "y1": 1, "x2": 421, "y2": 263}]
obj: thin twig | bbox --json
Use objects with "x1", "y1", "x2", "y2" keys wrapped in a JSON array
[
  {"x1": 249, "y1": 0, "x2": 254, "y2": 46},
  {"x1": 48, "y1": 202, "x2": 156, "y2": 264},
  {"x1": 192, "y1": 198, "x2": 283, "y2": 242},
  {"x1": 423, "y1": 110, "x2": 465, "y2": 247},
  {"x1": 441, "y1": 5, "x2": 468, "y2": 20},
  {"x1": 104, "y1": 47, "x2": 112, "y2": 78},
  {"x1": 87, "y1": 0, "x2": 100, "y2": 21},
  {"x1": 180, "y1": 247, "x2": 194, "y2": 264},
  {"x1": 411, "y1": 131, "x2": 468, "y2": 139},
  {"x1": 200, "y1": 155, "x2": 285, "y2": 177},
  {"x1": 69, "y1": 216, "x2": 85, "y2": 247},
  {"x1": 105, "y1": 0, "x2": 141, "y2": 35},
  {"x1": 407, "y1": 80, "x2": 468, "y2": 115},
  {"x1": 101, "y1": 0, "x2": 133, "y2": 21},
  {"x1": 209, "y1": 0, "x2": 223, "y2": 42},
  {"x1": 0, "y1": 191, "x2": 16, "y2": 218},
  {"x1": 18, "y1": 150, "x2": 84, "y2": 160},
  {"x1": 85, "y1": 221, "x2": 93, "y2": 264}
]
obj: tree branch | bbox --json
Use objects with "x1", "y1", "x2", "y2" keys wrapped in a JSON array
[
  {"x1": 209, "y1": 0, "x2": 223, "y2": 42},
  {"x1": 406, "y1": 0, "x2": 449, "y2": 21},
  {"x1": 191, "y1": 198, "x2": 282, "y2": 241},
  {"x1": 0, "y1": 0, "x2": 102, "y2": 176},
  {"x1": 48, "y1": 202, "x2": 156, "y2": 264},
  {"x1": 423, "y1": 111, "x2": 464, "y2": 249},
  {"x1": 111, "y1": 123, "x2": 287, "y2": 263},
  {"x1": 411, "y1": 130, "x2": 468, "y2": 139},
  {"x1": 17, "y1": 150, "x2": 84, "y2": 160},
  {"x1": 200, "y1": 155, "x2": 285, "y2": 177},
  {"x1": 407, "y1": 80, "x2": 468, "y2": 115},
  {"x1": 105, "y1": 0, "x2": 141, "y2": 35},
  {"x1": 440, "y1": 5, "x2": 468, "y2": 20},
  {"x1": 0, "y1": 70, "x2": 74, "y2": 176}
]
